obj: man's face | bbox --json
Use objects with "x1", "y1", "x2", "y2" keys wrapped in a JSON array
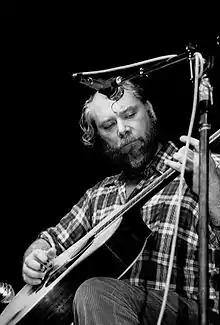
[{"x1": 91, "y1": 88, "x2": 157, "y2": 174}]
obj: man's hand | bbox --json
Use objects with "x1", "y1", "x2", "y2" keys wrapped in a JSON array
[
  {"x1": 22, "y1": 247, "x2": 56, "y2": 285},
  {"x1": 164, "y1": 135, "x2": 218, "y2": 195}
]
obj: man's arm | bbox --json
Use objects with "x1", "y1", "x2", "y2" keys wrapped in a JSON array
[
  {"x1": 22, "y1": 187, "x2": 94, "y2": 285},
  {"x1": 209, "y1": 161, "x2": 220, "y2": 241},
  {"x1": 165, "y1": 136, "x2": 220, "y2": 240},
  {"x1": 209, "y1": 157, "x2": 220, "y2": 225}
]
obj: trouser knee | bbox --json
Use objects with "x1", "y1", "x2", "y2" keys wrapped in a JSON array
[{"x1": 73, "y1": 277, "x2": 100, "y2": 308}]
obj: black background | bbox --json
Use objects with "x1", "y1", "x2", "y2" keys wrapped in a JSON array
[{"x1": 1, "y1": 14, "x2": 220, "y2": 294}]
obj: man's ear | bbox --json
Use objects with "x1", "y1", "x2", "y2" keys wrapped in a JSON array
[{"x1": 145, "y1": 100, "x2": 157, "y2": 121}]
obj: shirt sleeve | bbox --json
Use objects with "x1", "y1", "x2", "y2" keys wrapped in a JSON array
[
  {"x1": 209, "y1": 154, "x2": 220, "y2": 245},
  {"x1": 38, "y1": 188, "x2": 93, "y2": 255},
  {"x1": 212, "y1": 153, "x2": 220, "y2": 169}
]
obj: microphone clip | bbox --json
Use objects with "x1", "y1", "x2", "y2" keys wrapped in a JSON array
[
  {"x1": 73, "y1": 74, "x2": 124, "y2": 101},
  {"x1": 100, "y1": 76, "x2": 124, "y2": 101}
]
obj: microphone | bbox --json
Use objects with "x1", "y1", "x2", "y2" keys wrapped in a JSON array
[{"x1": 0, "y1": 282, "x2": 15, "y2": 304}]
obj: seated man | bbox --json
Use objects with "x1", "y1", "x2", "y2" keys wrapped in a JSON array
[{"x1": 22, "y1": 79, "x2": 220, "y2": 324}]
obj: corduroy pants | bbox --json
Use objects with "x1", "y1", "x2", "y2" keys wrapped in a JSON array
[{"x1": 72, "y1": 277, "x2": 219, "y2": 325}]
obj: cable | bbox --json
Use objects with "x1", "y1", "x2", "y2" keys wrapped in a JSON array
[{"x1": 156, "y1": 52, "x2": 204, "y2": 325}]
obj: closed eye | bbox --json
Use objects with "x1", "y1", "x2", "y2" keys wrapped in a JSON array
[
  {"x1": 122, "y1": 106, "x2": 137, "y2": 119},
  {"x1": 126, "y1": 112, "x2": 136, "y2": 118},
  {"x1": 102, "y1": 121, "x2": 116, "y2": 130}
]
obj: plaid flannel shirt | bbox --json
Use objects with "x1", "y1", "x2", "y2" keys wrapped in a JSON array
[{"x1": 40, "y1": 142, "x2": 220, "y2": 314}]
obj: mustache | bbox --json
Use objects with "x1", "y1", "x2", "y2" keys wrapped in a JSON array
[
  {"x1": 106, "y1": 137, "x2": 144, "y2": 155},
  {"x1": 119, "y1": 136, "x2": 142, "y2": 149},
  {"x1": 120, "y1": 138, "x2": 136, "y2": 148}
]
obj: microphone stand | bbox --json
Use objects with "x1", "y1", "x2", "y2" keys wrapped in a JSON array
[{"x1": 198, "y1": 69, "x2": 213, "y2": 325}]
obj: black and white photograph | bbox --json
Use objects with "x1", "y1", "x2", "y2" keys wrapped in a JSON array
[{"x1": 1, "y1": 16, "x2": 220, "y2": 324}]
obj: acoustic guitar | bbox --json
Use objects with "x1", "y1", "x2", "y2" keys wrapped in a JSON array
[
  {"x1": 1, "y1": 130, "x2": 219, "y2": 325},
  {"x1": 0, "y1": 162, "x2": 179, "y2": 325},
  {"x1": 0, "y1": 198, "x2": 155, "y2": 324}
]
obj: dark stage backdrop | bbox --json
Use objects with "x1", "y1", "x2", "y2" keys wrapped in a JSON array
[{"x1": 1, "y1": 21, "x2": 220, "y2": 294}]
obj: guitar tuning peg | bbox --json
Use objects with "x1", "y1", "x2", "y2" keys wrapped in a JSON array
[{"x1": 0, "y1": 282, "x2": 15, "y2": 304}]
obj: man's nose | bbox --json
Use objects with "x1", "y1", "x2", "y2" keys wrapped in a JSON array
[{"x1": 117, "y1": 120, "x2": 131, "y2": 138}]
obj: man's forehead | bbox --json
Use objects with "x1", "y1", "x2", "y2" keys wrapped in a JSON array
[{"x1": 92, "y1": 92, "x2": 113, "y2": 111}]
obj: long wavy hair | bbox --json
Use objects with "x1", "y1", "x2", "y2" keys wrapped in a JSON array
[{"x1": 79, "y1": 79, "x2": 148, "y2": 147}]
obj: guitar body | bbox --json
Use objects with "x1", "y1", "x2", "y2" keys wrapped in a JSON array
[{"x1": 0, "y1": 210, "x2": 151, "y2": 325}]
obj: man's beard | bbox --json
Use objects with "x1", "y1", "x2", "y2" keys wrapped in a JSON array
[{"x1": 101, "y1": 121, "x2": 158, "y2": 178}]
